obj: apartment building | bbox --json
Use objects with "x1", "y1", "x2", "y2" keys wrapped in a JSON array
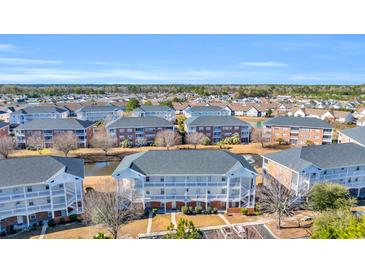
[
  {"x1": 184, "y1": 116, "x2": 251, "y2": 143},
  {"x1": 10, "y1": 106, "x2": 69, "y2": 125},
  {"x1": 75, "y1": 105, "x2": 123, "y2": 121},
  {"x1": 0, "y1": 121, "x2": 9, "y2": 138},
  {"x1": 262, "y1": 143, "x2": 365, "y2": 198},
  {"x1": 0, "y1": 156, "x2": 84, "y2": 233},
  {"x1": 132, "y1": 105, "x2": 176, "y2": 122},
  {"x1": 183, "y1": 106, "x2": 232, "y2": 118},
  {"x1": 112, "y1": 150, "x2": 257, "y2": 212},
  {"x1": 338, "y1": 126, "x2": 365, "y2": 147},
  {"x1": 14, "y1": 118, "x2": 95, "y2": 148},
  {"x1": 288, "y1": 107, "x2": 353, "y2": 123},
  {"x1": 264, "y1": 117, "x2": 333, "y2": 146},
  {"x1": 106, "y1": 116, "x2": 174, "y2": 146}
]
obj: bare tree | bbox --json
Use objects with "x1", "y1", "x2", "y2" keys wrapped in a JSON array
[
  {"x1": 186, "y1": 132, "x2": 207, "y2": 149},
  {"x1": 53, "y1": 131, "x2": 78, "y2": 157},
  {"x1": 26, "y1": 135, "x2": 45, "y2": 154},
  {"x1": 257, "y1": 174, "x2": 305, "y2": 229},
  {"x1": 250, "y1": 128, "x2": 267, "y2": 147},
  {"x1": 83, "y1": 177, "x2": 140, "y2": 239},
  {"x1": 0, "y1": 136, "x2": 14, "y2": 159},
  {"x1": 90, "y1": 129, "x2": 116, "y2": 156},
  {"x1": 155, "y1": 130, "x2": 181, "y2": 150}
]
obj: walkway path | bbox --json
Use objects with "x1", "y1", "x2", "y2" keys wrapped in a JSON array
[
  {"x1": 171, "y1": 212, "x2": 177, "y2": 228},
  {"x1": 218, "y1": 214, "x2": 230, "y2": 225},
  {"x1": 39, "y1": 223, "x2": 48, "y2": 239},
  {"x1": 146, "y1": 211, "x2": 153, "y2": 234}
]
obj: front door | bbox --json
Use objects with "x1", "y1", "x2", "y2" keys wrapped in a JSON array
[
  {"x1": 17, "y1": 216, "x2": 24, "y2": 225},
  {"x1": 172, "y1": 201, "x2": 176, "y2": 210}
]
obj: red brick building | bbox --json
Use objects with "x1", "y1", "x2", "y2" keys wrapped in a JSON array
[
  {"x1": 0, "y1": 121, "x2": 9, "y2": 138},
  {"x1": 14, "y1": 118, "x2": 95, "y2": 148},
  {"x1": 106, "y1": 116, "x2": 174, "y2": 146}
]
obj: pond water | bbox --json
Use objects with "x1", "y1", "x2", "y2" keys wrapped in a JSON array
[
  {"x1": 84, "y1": 154, "x2": 262, "y2": 176},
  {"x1": 84, "y1": 161, "x2": 120, "y2": 176},
  {"x1": 245, "y1": 121, "x2": 264, "y2": 128}
]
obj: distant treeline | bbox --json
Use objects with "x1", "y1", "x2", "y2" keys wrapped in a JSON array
[{"x1": 1, "y1": 84, "x2": 365, "y2": 99}]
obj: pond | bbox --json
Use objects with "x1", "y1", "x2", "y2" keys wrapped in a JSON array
[
  {"x1": 245, "y1": 121, "x2": 264, "y2": 128},
  {"x1": 84, "y1": 161, "x2": 120, "y2": 176},
  {"x1": 84, "y1": 154, "x2": 262, "y2": 177}
]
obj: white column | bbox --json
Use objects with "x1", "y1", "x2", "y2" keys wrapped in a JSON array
[
  {"x1": 239, "y1": 178, "x2": 242, "y2": 208},
  {"x1": 226, "y1": 176, "x2": 230, "y2": 211},
  {"x1": 142, "y1": 178, "x2": 145, "y2": 210},
  {"x1": 49, "y1": 184, "x2": 55, "y2": 218},
  {"x1": 23, "y1": 187, "x2": 30, "y2": 227},
  {"x1": 74, "y1": 181, "x2": 79, "y2": 213},
  {"x1": 164, "y1": 176, "x2": 167, "y2": 213},
  {"x1": 63, "y1": 183, "x2": 69, "y2": 216}
]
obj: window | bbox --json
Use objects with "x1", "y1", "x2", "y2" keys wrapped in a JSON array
[
  {"x1": 146, "y1": 177, "x2": 150, "y2": 182},
  {"x1": 146, "y1": 191, "x2": 150, "y2": 195},
  {"x1": 27, "y1": 186, "x2": 32, "y2": 192},
  {"x1": 47, "y1": 199, "x2": 51, "y2": 204},
  {"x1": 160, "y1": 190, "x2": 164, "y2": 195},
  {"x1": 29, "y1": 201, "x2": 34, "y2": 206},
  {"x1": 45, "y1": 185, "x2": 49, "y2": 190},
  {"x1": 30, "y1": 214, "x2": 36, "y2": 220},
  {"x1": 221, "y1": 177, "x2": 226, "y2": 182},
  {"x1": 160, "y1": 177, "x2": 164, "y2": 182},
  {"x1": 324, "y1": 171, "x2": 327, "y2": 175},
  {"x1": 357, "y1": 167, "x2": 360, "y2": 171},
  {"x1": 221, "y1": 189, "x2": 226, "y2": 194},
  {"x1": 59, "y1": 184, "x2": 64, "y2": 189}
]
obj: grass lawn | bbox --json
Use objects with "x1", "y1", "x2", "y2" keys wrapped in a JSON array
[
  {"x1": 121, "y1": 218, "x2": 148, "y2": 237},
  {"x1": 43, "y1": 223, "x2": 106, "y2": 239},
  {"x1": 176, "y1": 213, "x2": 225, "y2": 228},
  {"x1": 224, "y1": 214, "x2": 261, "y2": 224},
  {"x1": 151, "y1": 214, "x2": 172, "y2": 232}
]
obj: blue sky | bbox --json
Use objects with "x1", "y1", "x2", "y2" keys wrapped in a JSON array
[{"x1": 0, "y1": 35, "x2": 365, "y2": 84}]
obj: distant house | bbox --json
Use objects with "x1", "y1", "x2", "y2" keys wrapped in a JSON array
[
  {"x1": 264, "y1": 117, "x2": 333, "y2": 146},
  {"x1": 75, "y1": 105, "x2": 123, "y2": 122},
  {"x1": 184, "y1": 116, "x2": 251, "y2": 144},
  {"x1": 106, "y1": 116, "x2": 174, "y2": 146},
  {"x1": 357, "y1": 117, "x2": 365, "y2": 126},
  {"x1": 288, "y1": 107, "x2": 353, "y2": 123},
  {"x1": 262, "y1": 143, "x2": 365, "y2": 198},
  {"x1": 0, "y1": 156, "x2": 84, "y2": 233},
  {"x1": 0, "y1": 110, "x2": 9, "y2": 123},
  {"x1": 183, "y1": 105, "x2": 232, "y2": 118},
  {"x1": 338, "y1": 126, "x2": 365, "y2": 147},
  {"x1": 0, "y1": 121, "x2": 9, "y2": 138},
  {"x1": 14, "y1": 118, "x2": 95, "y2": 148},
  {"x1": 132, "y1": 105, "x2": 176, "y2": 122},
  {"x1": 10, "y1": 106, "x2": 69, "y2": 125},
  {"x1": 112, "y1": 150, "x2": 258, "y2": 212},
  {"x1": 172, "y1": 102, "x2": 189, "y2": 115}
]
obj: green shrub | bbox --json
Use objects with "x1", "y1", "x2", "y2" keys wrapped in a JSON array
[
  {"x1": 121, "y1": 139, "x2": 133, "y2": 148},
  {"x1": 240, "y1": 208, "x2": 248, "y2": 215},
  {"x1": 69, "y1": 214, "x2": 78, "y2": 222},
  {"x1": 181, "y1": 206, "x2": 188, "y2": 215},
  {"x1": 202, "y1": 136, "x2": 211, "y2": 145},
  {"x1": 152, "y1": 208, "x2": 158, "y2": 216},
  {"x1": 93, "y1": 232, "x2": 111, "y2": 239},
  {"x1": 195, "y1": 206, "x2": 203, "y2": 214},
  {"x1": 254, "y1": 210, "x2": 262, "y2": 216},
  {"x1": 48, "y1": 219, "x2": 56, "y2": 227},
  {"x1": 212, "y1": 208, "x2": 218, "y2": 214},
  {"x1": 206, "y1": 206, "x2": 212, "y2": 214},
  {"x1": 60, "y1": 217, "x2": 65, "y2": 224},
  {"x1": 188, "y1": 206, "x2": 194, "y2": 214}
]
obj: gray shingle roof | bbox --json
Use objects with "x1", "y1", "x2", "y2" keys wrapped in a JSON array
[
  {"x1": 263, "y1": 143, "x2": 365, "y2": 171},
  {"x1": 135, "y1": 105, "x2": 173, "y2": 112},
  {"x1": 106, "y1": 117, "x2": 173, "y2": 129},
  {"x1": 187, "y1": 106, "x2": 225, "y2": 112},
  {"x1": 113, "y1": 149, "x2": 257, "y2": 176},
  {"x1": 340, "y1": 127, "x2": 365, "y2": 146},
  {"x1": 0, "y1": 156, "x2": 84, "y2": 187},
  {"x1": 0, "y1": 121, "x2": 8, "y2": 128},
  {"x1": 185, "y1": 116, "x2": 251, "y2": 127},
  {"x1": 264, "y1": 117, "x2": 332, "y2": 129},
  {"x1": 13, "y1": 106, "x2": 68, "y2": 114},
  {"x1": 15, "y1": 118, "x2": 95, "y2": 130},
  {"x1": 77, "y1": 105, "x2": 120, "y2": 112}
]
